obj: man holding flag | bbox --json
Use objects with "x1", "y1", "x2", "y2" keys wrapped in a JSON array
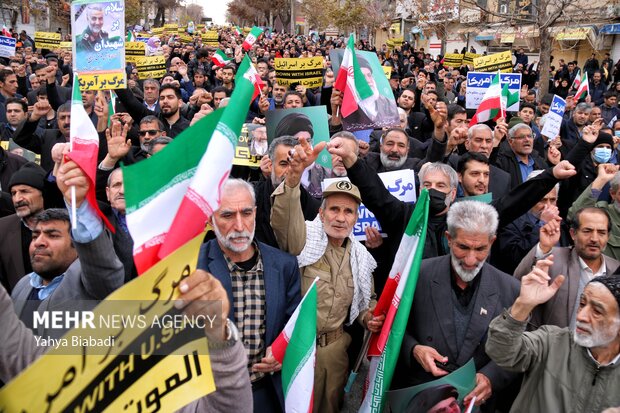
[{"x1": 271, "y1": 137, "x2": 383, "y2": 413}]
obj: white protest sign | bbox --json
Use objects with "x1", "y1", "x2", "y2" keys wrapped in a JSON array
[
  {"x1": 541, "y1": 95, "x2": 566, "y2": 140},
  {"x1": 0, "y1": 36, "x2": 16, "y2": 58},
  {"x1": 322, "y1": 169, "x2": 416, "y2": 241}
]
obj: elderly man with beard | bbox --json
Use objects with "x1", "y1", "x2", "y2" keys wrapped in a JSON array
[
  {"x1": 76, "y1": 4, "x2": 119, "y2": 53},
  {"x1": 486, "y1": 261, "x2": 620, "y2": 411},
  {"x1": 197, "y1": 178, "x2": 301, "y2": 412},
  {"x1": 270, "y1": 137, "x2": 382, "y2": 413},
  {"x1": 393, "y1": 201, "x2": 520, "y2": 411},
  {"x1": 514, "y1": 207, "x2": 620, "y2": 329},
  {"x1": 253, "y1": 136, "x2": 320, "y2": 248}
]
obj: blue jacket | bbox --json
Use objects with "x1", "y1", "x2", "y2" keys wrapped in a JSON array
[{"x1": 197, "y1": 239, "x2": 301, "y2": 410}]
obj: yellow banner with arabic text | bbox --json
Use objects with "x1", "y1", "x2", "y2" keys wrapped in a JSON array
[
  {"x1": 35, "y1": 31, "x2": 61, "y2": 49},
  {"x1": 274, "y1": 56, "x2": 324, "y2": 88},
  {"x1": 462, "y1": 52, "x2": 480, "y2": 65},
  {"x1": 0, "y1": 233, "x2": 215, "y2": 413},
  {"x1": 382, "y1": 66, "x2": 392, "y2": 79},
  {"x1": 443, "y1": 53, "x2": 463, "y2": 67},
  {"x1": 137, "y1": 55, "x2": 167, "y2": 80},
  {"x1": 125, "y1": 41, "x2": 146, "y2": 64},
  {"x1": 473, "y1": 50, "x2": 513, "y2": 73}
]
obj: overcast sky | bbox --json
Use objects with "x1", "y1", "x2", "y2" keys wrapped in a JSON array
[{"x1": 195, "y1": 0, "x2": 230, "y2": 24}]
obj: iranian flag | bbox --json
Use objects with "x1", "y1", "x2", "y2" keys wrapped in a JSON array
[
  {"x1": 333, "y1": 34, "x2": 375, "y2": 119},
  {"x1": 123, "y1": 56, "x2": 256, "y2": 273},
  {"x1": 67, "y1": 74, "x2": 113, "y2": 230},
  {"x1": 359, "y1": 189, "x2": 429, "y2": 413},
  {"x1": 469, "y1": 71, "x2": 502, "y2": 126},
  {"x1": 570, "y1": 69, "x2": 582, "y2": 91},
  {"x1": 233, "y1": 26, "x2": 242, "y2": 36},
  {"x1": 107, "y1": 90, "x2": 117, "y2": 127},
  {"x1": 501, "y1": 81, "x2": 519, "y2": 111},
  {"x1": 211, "y1": 49, "x2": 231, "y2": 68},
  {"x1": 272, "y1": 278, "x2": 318, "y2": 413},
  {"x1": 243, "y1": 61, "x2": 265, "y2": 101},
  {"x1": 242, "y1": 26, "x2": 263, "y2": 51},
  {"x1": 574, "y1": 71, "x2": 589, "y2": 101},
  {"x1": 126, "y1": 30, "x2": 135, "y2": 41}
]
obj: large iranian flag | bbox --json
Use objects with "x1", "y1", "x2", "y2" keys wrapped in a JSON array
[
  {"x1": 123, "y1": 56, "x2": 256, "y2": 273},
  {"x1": 469, "y1": 71, "x2": 502, "y2": 127},
  {"x1": 68, "y1": 73, "x2": 113, "y2": 230},
  {"x1": 242, "y1": 26, "x2": 263, "y2": 51},
  {"x1": 272, "y1": 278, "x2": 318, "y2": 413},
  {"x1": 333, "y1": 34, "x2": 374, "y2": 118},
  {"x1": 574, "y1": 71, "x2": 589, "y2": 101},
  {"x1": 359, "y1": 189, "x2": 429, "y2": 413}
]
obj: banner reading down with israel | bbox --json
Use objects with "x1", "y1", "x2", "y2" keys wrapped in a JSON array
[{"x1": 0, "y1": 233, "x2": 216, "y2": 413}]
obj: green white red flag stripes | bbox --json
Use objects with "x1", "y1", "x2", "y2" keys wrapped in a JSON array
[
  {"x1": 272, "y1": 278, "x2": 318, "y2": 413},
  {"x1": 107, "y1": 90, "x2": 117, "y2": 127},
  {"x1": 211, "y1": 49, "x2": 231, "y2": 68},
  {"x1": 574, "y1": 71, "x2": 589, "y2": 101},
  {"x1": 570, "y1": 69, "x2": 582, "y2": 91},
  {"x1": 122, "y1": 56, "x2": 256, "y2": 274},
  {"x1": 67, "y1": 73, "x2": 113, "y2": 231},
  {"x1": 242, "y1": 26, "x2": 263, "y2": 50},
  {"x1": 333, "y1": 34, "x2": 374, "y2": 118},
  {"x1": 469, "y1": 71, "x2": 502, "y2": 127},
  {"x1": 243, "y1": 61, "x2": 265, "y2": 102},
  {"x1": 359, "y1": 190, "x2": 429, "y2": 413}
]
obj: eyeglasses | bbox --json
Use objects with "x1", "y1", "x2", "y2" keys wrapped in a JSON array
[{"x1": 139, "y1": 129, "x2": 161, "y2": 136}]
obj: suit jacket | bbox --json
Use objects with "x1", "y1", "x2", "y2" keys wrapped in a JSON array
[
  {"x1": 514, "y1": 246, "x2": 620, "y2": 329},
  {"x1": 197, "y1": 239, "x2": 301, "y2": 410},
  {"x1": 0, "y1": 214, "x2": 27, "y2": 292},
  {"x1": 11, "y1": 229, "x2": 125, "y2": 337},
  {"x1": 13, "y1": 119, "x2": 67, "y2": 171},
  {"x1": 492, "y1": 143, "x2": 547, "y2": 189},
  {"x1": 395, "y1": 255, "x2": 520, "y2": 400}
]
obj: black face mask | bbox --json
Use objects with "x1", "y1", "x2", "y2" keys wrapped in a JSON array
[{"x1": 428, "y1": 188, "x2": 448, "y2": 215}]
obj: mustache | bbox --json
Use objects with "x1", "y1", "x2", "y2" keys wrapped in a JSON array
[{"x1": 14, "y1": 201, "x2": 29, "y2": 208}]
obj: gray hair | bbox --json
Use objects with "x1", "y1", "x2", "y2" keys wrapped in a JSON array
[
  {"x1": 467, "y1": 124, "x2": 492, "y2": 140},
  {"x1": 611, "y1": 172, "x2": 620, "y2": 193},
  {"x1": 106, "y1": 167, "x2": 122, "y2": 187},
  {"x1": 147, "y1": 136, "x2": 172, "y2": 154},
  {"x1": 86, "y1": 4, "x2": 104, "y2": 17},
  {"x1": 575, "y1": 102, "x2": 592, "y2": 113},
  {"x1": 447, "y1": 200, "x2": 499, "y2": 238},
  {"x1": 330, "y1": 130, "x2": 359, "y2": 155},
  {"x1": 527, "y1": 169, "x2": 559, "y2": 194},
  {"x1": 143, "y1": 78, "x2": 160, "y2": 90},
  {"x1": 140, "y1": 115, "x2": 165, "y2": 130},
  {"x1": 221, "y1": 178, "x2": 255, "y2": 206},
  {"x1": 419, "y1": 162, "x2": 458, "y2": 191},
  {"x1": 268, "y1": 135, "x2": 298, "y2": 161},
  {"x1": 508, "y1": 123, "x2": 532, "y2": 139}
]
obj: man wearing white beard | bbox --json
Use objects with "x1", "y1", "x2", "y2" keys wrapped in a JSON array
[
  {"x1": 486, "y1": 261, "x2": 620, "y2": 411},
  {"x1": 197, "y1": 178, "x2": 301, "y2": 412},
  {"x1": 394, "y1": 201, "x2": 521, "y2": 412}
]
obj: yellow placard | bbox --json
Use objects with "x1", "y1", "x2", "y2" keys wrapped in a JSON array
[
  {"x1": 79, "y1": 72, "x2": 127, "y2": 91},
  {"x1": 151, "y1": 27, "x2": 164, "y2": 35},
  {"x1": 34, "y1": 31, "x2": 61, "y2": 49},
  {"x1": 556, "y1": 28, "x2": 589, "y2": 40},
  {"x1": 462, "y1": 52, "x2": 480, "y2": 65},
  {"x1": 0, "y1": 141, "x2": 8, "y2": 151},
  {"x1": 196, "y1": 24, "x2": 205, "y2": 30},
  {"x1": 177, "y1": 27, "x2": 187, "y2": 34},
  {"x1": 179, "y1": 34, "x2": 193, "y2": 44},
  {"x1": 137, "y1": 32, "x2": 152, "y2": 38},
  {"x1": 0, "y1": 233, "x2": 215, "y2": 413},
  {"x1": 137, "y1": 55, "x2": 167, "y2": 80},
  {"x1": 443, "y1": 53, "x2": 464, "y2": 67},
  {"x1": 382, "y1": 66, "x2": 392, "y2": 79},
  {"x1": 202, "y1": 31, "x2": 219, "y2": 46},
  {"x1": 473, "y1": 50, "x2": 513, "y2": 73},
  {"x1": 274, "y1": 57, "x2": 324, "y2": 88},
  {"x1": 390, "y1": 22, "x2": 401, "y2": 35},
  {"x1": 60, "y1": 41, "x2": 72, "y2": 51},
  {"x1": 233, "y1": 124, "x2": 262, "y2": 167},
  {"x1": 164, "y1": 23, "x2": 179, "y2": 33},
  {"x1": 125, "y1": 42, "x2": 146, "y2": 64}
]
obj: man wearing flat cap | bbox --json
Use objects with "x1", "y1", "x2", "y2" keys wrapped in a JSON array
[
  {"x1": 0, "y1": 163, "x2": 47, "y2": 292},
  {"x1": 270, "y1": 137, "x2": 384, "y2": 412},
  {"x1": 487, "y1": 256, "x2": 620, "y2": 411}
]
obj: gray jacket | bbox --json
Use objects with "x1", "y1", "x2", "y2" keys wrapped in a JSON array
[{"x1": 487, "y1": 309, "x2": 620, "y2": 413}]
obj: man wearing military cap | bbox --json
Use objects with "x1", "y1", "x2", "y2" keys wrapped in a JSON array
[{"x1": 270, "y1": 137, "x2": 384, "y2": 412}]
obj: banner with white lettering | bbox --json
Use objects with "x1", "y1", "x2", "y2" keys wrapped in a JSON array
[
  {"x1": 541, "y1": 95, "x2": 566, "y2": 140},
  {"x1": 322, "y1": 170, "x2": 416, "y2": 241},
  {"x1": 72, "y1": 0, "x2": 127, "y2": 90},
  {"x1": 0, "y1": 36, "x2": 16, "y2": 58},
  {"x1": 466, "y1": 72, "x2": 522, "y2": 112}
]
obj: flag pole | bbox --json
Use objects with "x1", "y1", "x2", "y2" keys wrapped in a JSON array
[
  {"x1": 499, "y1": 70, "x2": 505, "y2": 120},
  {"x1": 70, "y1": 75, "x2": 78, "y2": 230}
]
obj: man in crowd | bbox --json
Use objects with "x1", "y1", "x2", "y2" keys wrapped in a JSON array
[
  {"x1": 486, "y1": 260, "x2": 620, "y2": 410},
  {"x1": 271, "y1": 137, "x2": 383, "y2": 412},
  {"x1": 198, "y1": 178, "x2": 301, "y2": 411}
]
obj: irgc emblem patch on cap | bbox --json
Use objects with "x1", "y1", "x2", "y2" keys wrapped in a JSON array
[{"x1": 336, "y1": 181, "x2": 352, "y2": 191}]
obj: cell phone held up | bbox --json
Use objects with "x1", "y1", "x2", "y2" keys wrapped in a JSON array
[{"x1": 434, "y1": 359, "x2": 460, "y2": 373}]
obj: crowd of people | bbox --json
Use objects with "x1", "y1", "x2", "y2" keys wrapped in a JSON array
[{"x1": 0, "y1": 24, "x2": 619, "y2": 413}]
